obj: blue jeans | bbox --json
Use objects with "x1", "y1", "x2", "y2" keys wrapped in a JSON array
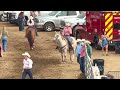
[
  {"x1": 77, "y1": 54, "x2": 81, "y2": 64},
  {"x1": 80, "y1": 57, "x2": 85, "y2": 73},
  {"x1": 2, "y1": 38, "x2": 7, "y2": 52},
  {"x1": 18, "y1": 21, "x2": 24, "y2": 31},
  {"x1": 22, "y1": 69, "x2": 33, "y2": 79},
  {"x1": 65, "y1": 35, "x2": 72, "y2": 48},
  {"x1": 77, "y1": 54, "x2": 81, "y2": 70}
]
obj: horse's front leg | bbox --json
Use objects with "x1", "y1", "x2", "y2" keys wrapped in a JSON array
[
  {"x1": 64, "y1": 49, "x2": 67, "y2": 62},
  {"x1": 61, "y1": 52, "x2": 64, "y2": 63},
  {"x1": 33, "y1": 43, "x2": 35, "y2": 48}
]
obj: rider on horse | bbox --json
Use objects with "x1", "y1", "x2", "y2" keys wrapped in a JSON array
[
  {"x1": 62, "y1": 23, "x2": 73, "y2": 50},
  {"x1": 26, "y1": 16, "x2": 39, "y2": 36}
]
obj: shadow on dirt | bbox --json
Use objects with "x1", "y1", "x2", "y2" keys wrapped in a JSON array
[{"x1": 77, "y1": 73, "x2": 86, "y2": 79}]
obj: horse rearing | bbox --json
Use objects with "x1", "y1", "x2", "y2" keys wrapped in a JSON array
[
  {"x1": 25, "y1": 27, "x2": 36, "y2": 50},
  {"x1": 54, "y1": 31, "x2": 77, "y2": 63}
]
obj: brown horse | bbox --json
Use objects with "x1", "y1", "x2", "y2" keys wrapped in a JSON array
[{"x1": 25, "y1": 27, "x2": 36, "y2": 50}]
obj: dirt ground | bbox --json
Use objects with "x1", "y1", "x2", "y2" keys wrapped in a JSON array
[{"x1": 0, "y1": 22, "x2": 120, "y2": 79}]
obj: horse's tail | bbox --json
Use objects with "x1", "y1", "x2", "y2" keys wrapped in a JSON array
[{"x1": 28, "y1": 30, "x2": 33, "y2": 48}]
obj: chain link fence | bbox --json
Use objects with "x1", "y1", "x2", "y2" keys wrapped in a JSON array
[{"x1": 84, "y1": 45, "x2": 94, "y2": 79}]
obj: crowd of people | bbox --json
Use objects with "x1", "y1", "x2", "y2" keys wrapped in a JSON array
[{"x1": 75, "y1": 39, "x2": 92, "y2": 74}]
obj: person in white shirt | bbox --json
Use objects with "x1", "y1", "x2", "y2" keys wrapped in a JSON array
[
  {"x1": 22, "y1": 52, "x2": 33, "y2": 79},
  {"x1": 27, "y1": 15, "x2": 39, "y2": 36},
  {"x1": 27, "y1": 16, "x2": 34, "y2": 27}
]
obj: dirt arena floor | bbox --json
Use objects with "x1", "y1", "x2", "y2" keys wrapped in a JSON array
[{"x1": 0, "y1": 22, "x2": 120, "y2": 79}]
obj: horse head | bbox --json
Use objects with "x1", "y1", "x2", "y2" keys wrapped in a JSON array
[{"x1": 53, "y1": 31, "x2": 61, "y2": 41}]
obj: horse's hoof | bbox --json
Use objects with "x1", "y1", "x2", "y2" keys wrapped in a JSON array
[
  {"x1": 70, "y1": 60, "x2": 74, "y2": 63},
  {"x1": 30, "y1": 48, "x2": 33, "y2": 50}
]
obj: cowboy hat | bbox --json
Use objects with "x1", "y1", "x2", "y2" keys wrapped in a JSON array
[
  {"x1": 29, "y1": 16, "x2": 33, "y2": 20},
  {"x1": 81, "y1": 39, "x2": 86, "y2": 42},
  {"x1": 22, "y1": 52, "x2": 31, "y2": 58},
  {"x1": 76, "y1": 39, "x2": 82, "y2": 42},
  {"x1": 85, "y1": 40, "x2": 91, "y2": 44},
  {"x1": 66, "y1": 23, "x2": 71, "y2": 26}
]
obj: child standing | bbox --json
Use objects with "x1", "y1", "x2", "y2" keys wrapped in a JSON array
[{"x1": 1, "y1": 27, "x2": 9, "y2": 52}]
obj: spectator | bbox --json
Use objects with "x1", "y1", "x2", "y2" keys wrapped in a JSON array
[
  {"x1": 75, "y1": 39, "x2": 82, "y2": 64},
  {"x1": 30, "y1": 11, "x2": 34, "y2": 17},
  {"x1": 75, "y1": 39, "x2": 82, "y2": 70},
  {"x1": 34, "y1": 11, "x2": 38, "y2": 17},
  {"x1": 18, "y1": 12, "x2": 25, "y2": 31},
  {"x1": 80, "y1": 39, "x2": 86, "y2": 74},
  {"x1": 101, "y1": 32, "x2": 109, "y2": 56},
  {"x1": 85, "y1": 40, "x2": 92, "y2": 58},
  {"x1": 1, "y1": 27, "x2": 8, "y2": 52},
  {"x1": 22, "y1": 52, "x2": 33, "y2": 79}
]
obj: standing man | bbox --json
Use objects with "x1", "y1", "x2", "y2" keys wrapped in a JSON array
[
  {"x1": 22, "y1": 52, "x2": 33, "y2": 79},
  {"x1": 75, "y1": 39, "x2": 82, "y2": 64},
  {"x1": 80, "y1": 39, "x2": 86, "y2": 74},
  {"x1": 85, "y1": 40, "x2": 92, "y2": 58},
  {"x1": 18, "y1": 12, "x2": 25, "y2": 31},
  {"x1": 75, "y1": 39, "x2": 82, "y2": 71}
]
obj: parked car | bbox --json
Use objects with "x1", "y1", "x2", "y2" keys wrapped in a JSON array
[
  {"x1": 39, "y1": 11, "x2": 52, "y2": 16},
  {"x1": 34, "y1": 11, "x2": 80, "y2": 32},
  {"x1": 9, "y1": 11, "x2": 51, "y2": 26},
  {"x1": 0, "y1": 11, "x2": 13, "y2": 22},
  {"x1": 9, "y1": 11, "x2": 30, "y2": 26},
  {"x1": 64, "y1": 12, "x2": 86, "y2": 27}
]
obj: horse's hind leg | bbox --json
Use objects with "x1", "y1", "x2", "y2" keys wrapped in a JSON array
[
  {"x1": 28, "y1": 38, "x2": 33, "y2": 50},
  {"x1": 64, "y1": 49, "x2": 67, "y2": 62},
  {"x1": 70, "y1": 50, "x2": 74, "y2": 63},
  {"x1": 61, "y1": 49, "x2": 67, "y2": 63}
]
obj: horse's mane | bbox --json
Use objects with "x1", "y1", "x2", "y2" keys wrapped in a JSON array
[
  {"x1": 26, "y1": 28, "x2": 35, "y2": 39},
  {"x1": 55, "y1": 33, "x2": 67, "y2": 47}
]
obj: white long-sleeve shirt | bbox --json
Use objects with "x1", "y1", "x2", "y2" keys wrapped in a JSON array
[
  {"x1": 23, "y1": 58, "x2": 33, "y2": 69},
  {"x1": 27, "y1": 19, "x2": 34, "y2": 26}
]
